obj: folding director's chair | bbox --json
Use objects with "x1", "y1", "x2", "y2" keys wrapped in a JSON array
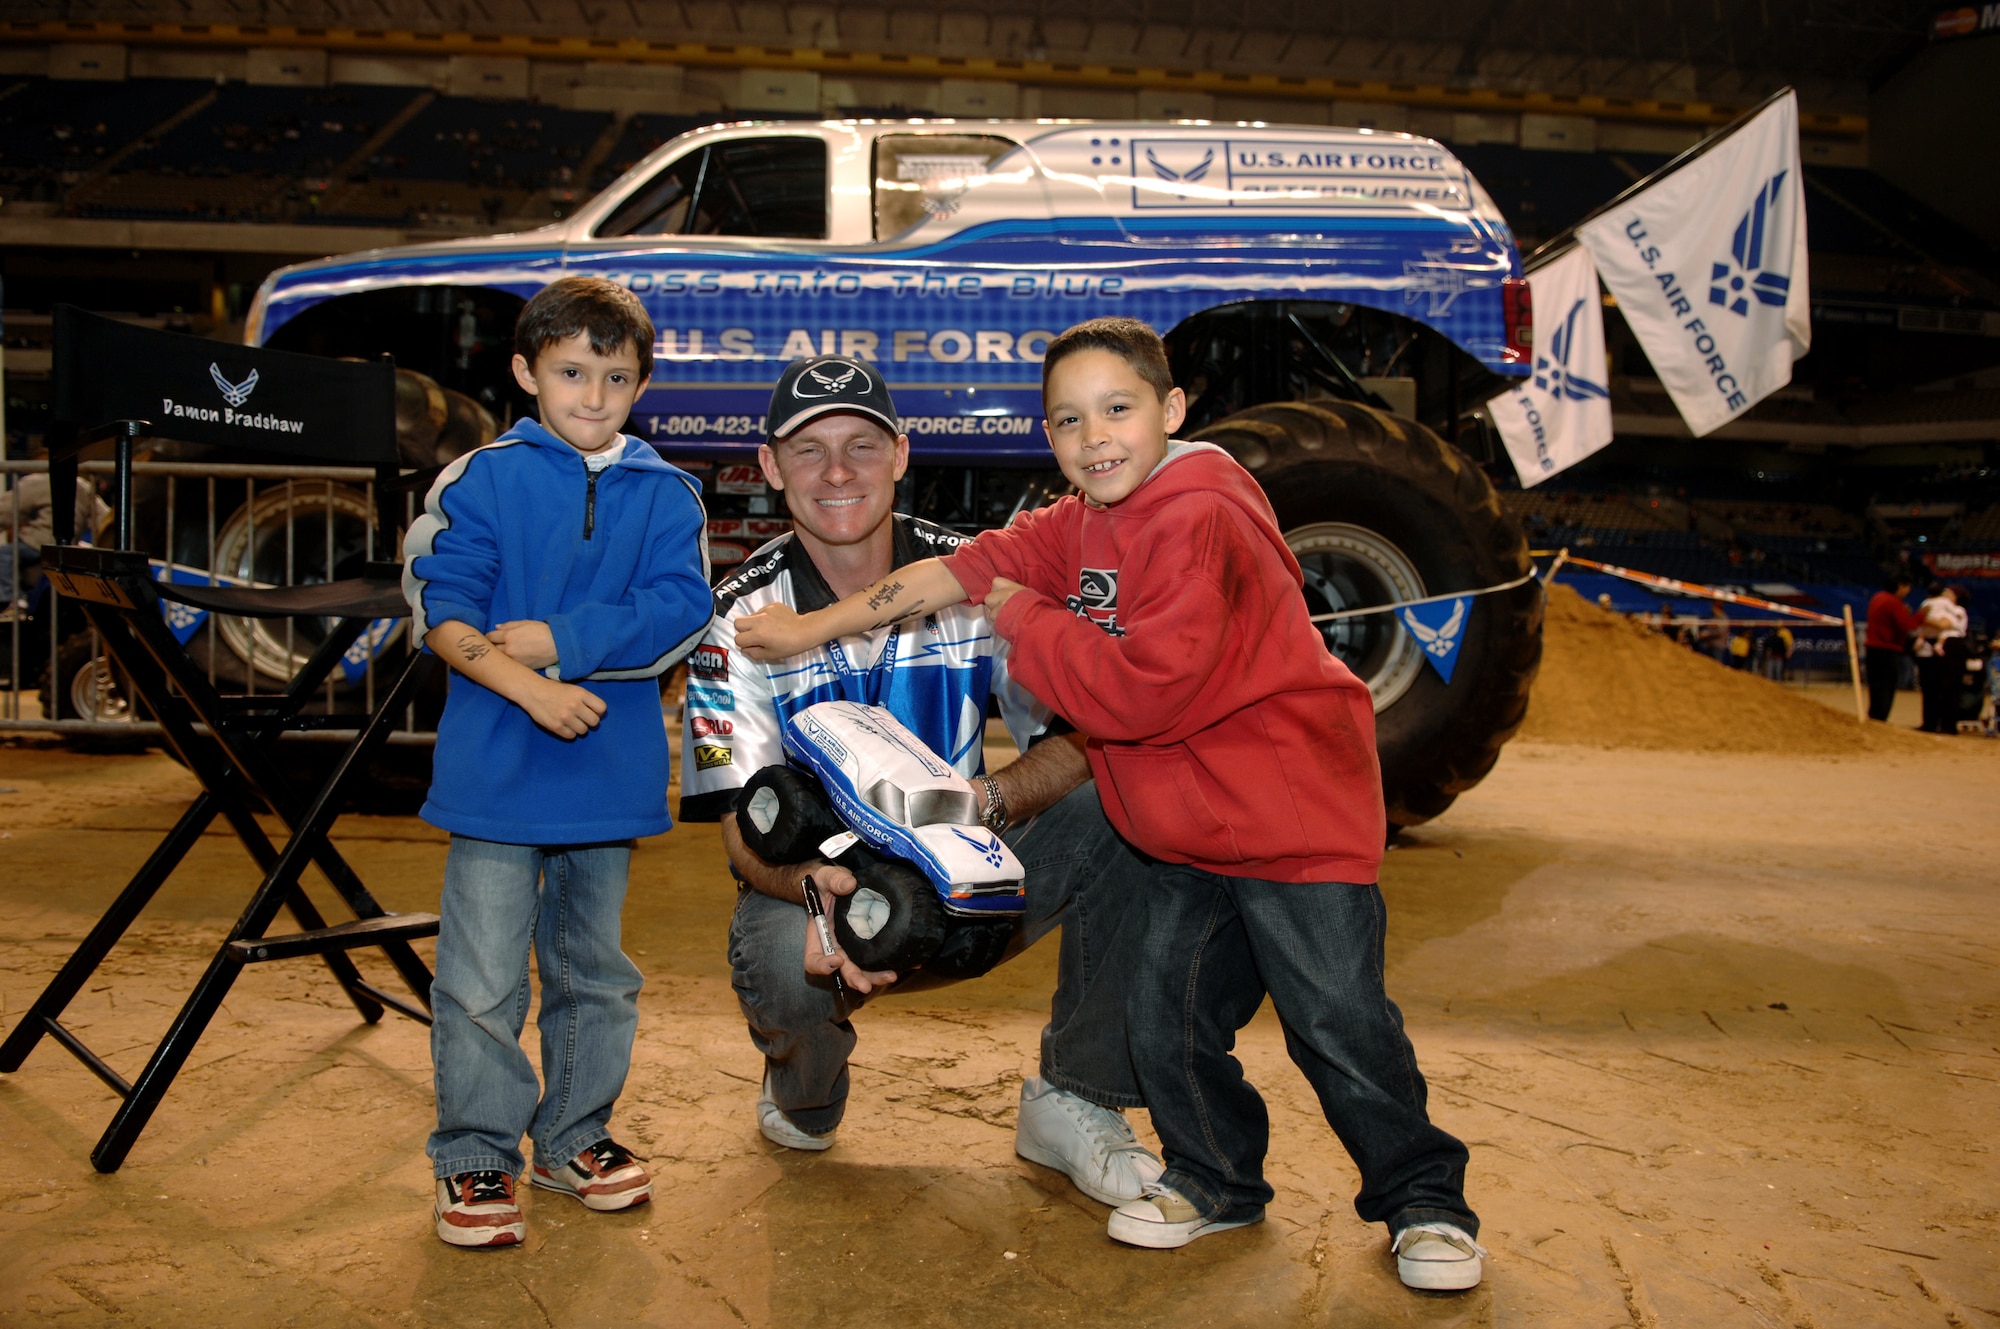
[{"x1": 0, "y1": 305, "x2": 442, "y2": 1172}]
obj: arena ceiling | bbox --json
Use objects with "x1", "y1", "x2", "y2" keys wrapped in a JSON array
[{"x1": 13, "y1": 0, "x2": 1946, "y2": 106}]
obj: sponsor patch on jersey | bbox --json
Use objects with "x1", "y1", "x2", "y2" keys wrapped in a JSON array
[
  {"x1": 694, "y1": 743, "x2": 733, "y2": 771},
  {"x1": 685, "y1": 683, "x2": 735, "y2": 711},
  {"x1": 689, "y1": 643, "x2": 728, "y2": 680},
  {"x1": 691, "y1": 715, "x2": 734, "y2": 738}
]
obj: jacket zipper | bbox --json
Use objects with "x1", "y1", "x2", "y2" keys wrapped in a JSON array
[{"x1": 584, "y1": 469, "x2": 599, "y2": 540}]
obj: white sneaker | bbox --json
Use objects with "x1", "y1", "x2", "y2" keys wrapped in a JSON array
[
  {"x1": 1106, "y1": 1184, "x2": 1261, "y2": 1249},
  {"x1": 757, "y1": 1072, "x2": 835, "y2": 1151},
  {"x1": 1393, "y1": 1223, "x2": 1486, "y2": 1291},
  {"x1": 1014, "y1": 1075, "x2": 1164, "y2": 1206}
]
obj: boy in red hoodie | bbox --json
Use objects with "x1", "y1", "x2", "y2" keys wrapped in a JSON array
[{"x1": 734, "y1": 317, "x2": 1483, "y2": 1292}]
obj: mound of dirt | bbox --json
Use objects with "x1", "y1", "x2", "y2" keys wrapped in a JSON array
[{"x1": 1517, "y1": 585, "x2": 1927, "y2": 754}]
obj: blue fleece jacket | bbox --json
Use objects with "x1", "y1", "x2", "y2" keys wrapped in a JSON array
[{"x1": 403, "y1": 418, "x2": 710, "y2": 843}]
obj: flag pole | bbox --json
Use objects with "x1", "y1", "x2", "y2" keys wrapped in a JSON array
[
  {"x1": 1842, "y1": 604, "x2": 1866, "y2": 722},
  {"x1": 1522, "y1": 85, "x2": 1798, "y2": 273}
]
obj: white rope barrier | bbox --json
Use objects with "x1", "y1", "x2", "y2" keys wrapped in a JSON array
[{"x1": 1306, "y1": 569, "x2": 1540, "y2": 624}]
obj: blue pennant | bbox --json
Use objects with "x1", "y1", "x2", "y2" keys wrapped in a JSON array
[{"x1": 1399, "y1": 596, "x2": 1471, "y2": 684}]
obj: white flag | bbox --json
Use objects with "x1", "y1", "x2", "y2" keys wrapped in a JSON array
[
  {"x1": 1577, "y1": 91, "x2": 1810, "y2": 438},
  {"x1": 1490, "y1": 244, "x2": 1612, "y2": 487}
]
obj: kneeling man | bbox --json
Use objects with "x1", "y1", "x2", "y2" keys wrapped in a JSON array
[{"x1": 679, "y1": 356, "x2": 1160, "y2": 1205}]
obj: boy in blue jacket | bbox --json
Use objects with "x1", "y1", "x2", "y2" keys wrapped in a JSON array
[{"x1": 403, "y1": 276, "x2": 710, "y2": 1247}]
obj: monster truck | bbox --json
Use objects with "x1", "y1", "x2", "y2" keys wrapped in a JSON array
[{"x1": 246, "y1": 117, "x2": 1542, "y2": 825}]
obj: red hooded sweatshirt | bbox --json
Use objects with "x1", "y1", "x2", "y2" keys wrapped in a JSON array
[{"x1": 941, "y1": 442, "x2": 1384, "y2": 885}]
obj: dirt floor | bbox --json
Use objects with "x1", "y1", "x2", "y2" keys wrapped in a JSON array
[{"x1": 3, "y1": 605, "x2": 1999, "y2": 1326}]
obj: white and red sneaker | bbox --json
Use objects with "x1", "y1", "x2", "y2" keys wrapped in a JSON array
[
  {"x1": 434, "y1": 1170, "x2": 525, "y2": 1248},
  {"x1": 530, "y1": 1138, "x2": 654, "y2": 1212}
]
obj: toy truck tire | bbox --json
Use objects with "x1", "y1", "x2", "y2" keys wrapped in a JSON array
[
  {"x1": 833, "y1": 856, "x2": 949, "y2": 973},
  {"x1": 921, "y1": 916, "x2": 1016, "y2": 981},
  {"x1": 736, "y1": 764, "x2": 850, "y2": 865},
  {"x1": 1201, "y1": 400, "x2": 1544, "y2": 828}
]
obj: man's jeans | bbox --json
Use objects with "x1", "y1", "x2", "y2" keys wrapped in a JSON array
[
  {"x1": 1130, "y1": 865, "x2": 1478, "y2": 1237},
  {"x1": 728, "y1": 781, "x2": 1147, "y2": 1136},
  {"x1": 428, "y1": 836, "x2": 642, "y2": 1178}
]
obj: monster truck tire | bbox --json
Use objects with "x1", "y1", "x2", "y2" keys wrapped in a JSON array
[
  {"x1": 736, "y1": 765, "x2": 849, "y2": 865},
  {"x1": 923, "y1": 916, "x2": 1017, "y2": 981},
  {"x1": 833, "y1": 858, "x2": 948, "y2": 973},
  {"x1": 1200, "y1": 400, "x2": 1543, "y2": 828}
]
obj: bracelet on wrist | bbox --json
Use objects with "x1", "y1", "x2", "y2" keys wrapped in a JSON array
[{"x1": 977, "y1": 773, "x2": 1008, "y2": 833}]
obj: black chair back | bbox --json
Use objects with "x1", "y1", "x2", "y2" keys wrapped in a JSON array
[{"x1": 49, "y1": 304, "x2": 398, "y2": 549}]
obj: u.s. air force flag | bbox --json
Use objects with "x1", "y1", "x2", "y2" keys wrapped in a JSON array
[
  {"x1": 1490, "y1": 243, "x2": 1612, "y2": 487},
  {"x1": 1577, "y1": 91, "x2": 1810, "y2": 438}
]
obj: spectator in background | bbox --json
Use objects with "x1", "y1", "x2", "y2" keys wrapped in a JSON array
[
  {"x1": 1698, "y1": 602, "x2": 1731, "y2": 665},
  {"x1": 1728, "y1": 630, "x2": 1752, "y2": 671},
  {"x1": 2, "y1": 456, "x2": 113, "y2": 608},
  {"x1": 1915, "y1": 583, "x2": 1969, "y2": 734},
  {"x1": 1865, "y1": 574, "x2": 1922, "y2": 723},
  {"x1": 1766, "y1": 625, "x2": 1794, "y2": 682}
]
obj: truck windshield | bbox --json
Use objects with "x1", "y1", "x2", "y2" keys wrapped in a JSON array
[{"x1": 596, "y1": 135, "x2": 827, "y2": 239}]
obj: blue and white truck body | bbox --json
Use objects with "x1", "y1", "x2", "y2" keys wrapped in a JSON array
[{"x1": 248, "y1": 118, "x2": 1529, "y2": 463}]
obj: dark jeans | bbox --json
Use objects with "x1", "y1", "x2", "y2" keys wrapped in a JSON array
[
  {"x1": 1129, "y1": 866, "x2": 1476, "y2": 1237},
  {"x1": 1919, "y1": 640, "x2": 1967, "y2": 733},
  {"x1": 729, "y1": 780, "x2": 1149, "y2": 1135},
  {"x1": 1866, "y1": 646, "x2": 1902, "y2": 722}
]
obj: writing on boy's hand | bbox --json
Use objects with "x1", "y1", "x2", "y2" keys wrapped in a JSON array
[{"x1": 489, "y1": 619, "x2": 559, "y2": 671}]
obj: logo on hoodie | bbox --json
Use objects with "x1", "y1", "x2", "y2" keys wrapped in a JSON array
[{"x1": 1065, "y1": 567, "x2": 1127, "y2": 636}]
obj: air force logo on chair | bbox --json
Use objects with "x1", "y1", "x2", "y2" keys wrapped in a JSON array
[{"x1": 209, "y1": 363, "x2": 259, "y2": 408}]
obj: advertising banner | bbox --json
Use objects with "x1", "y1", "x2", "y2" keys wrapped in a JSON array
[
  {"x1": 1923, "y1": 551, "x2": 2000, "y2": 578},
  {"x1": 1490, "y1": 244, "x2": 1612, "y2": 486},
  {"x1": 1577, "y1": 92, "x2": 1811, "y2": 438}
]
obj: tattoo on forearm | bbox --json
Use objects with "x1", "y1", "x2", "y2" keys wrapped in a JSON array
[
  {"x1": 456, "y1": 633, "x2": 491, "y2": 663},
  {"x1": 867, "y1": 597, "x2": 928, "y2": 630},
  {"x1": 865, "y1": 579, "x2": 906, "y2": 612}
]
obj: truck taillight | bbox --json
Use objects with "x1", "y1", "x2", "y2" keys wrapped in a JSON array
[{"x1": 1502, "y1": 277, "x2": 1532, "y2": 366}]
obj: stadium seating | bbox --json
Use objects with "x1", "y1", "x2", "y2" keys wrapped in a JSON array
[
  {"x1": 0, "y1": 77, "x2": 211, "y2": 198},
  {"x1": 363, "y1": 96, "x2": 610, "y2": 191}
]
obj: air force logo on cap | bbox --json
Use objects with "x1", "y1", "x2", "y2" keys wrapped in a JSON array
[
  {"x1": 768, "y1": 355, "x2": 901, "y2": 441},
  {"x1": 794, "y1": 362, "x2": 869, "y2": 398}
]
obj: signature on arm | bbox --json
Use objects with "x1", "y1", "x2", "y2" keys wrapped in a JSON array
[{"x1": 456, "y1": 632, "x2": 491, "y2": 663}]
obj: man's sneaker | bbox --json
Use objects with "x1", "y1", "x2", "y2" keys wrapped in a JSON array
[
  {"x1": 434, "y1": 1170, "x2": 525, "y2": 1248},
  {"x1": 529, "y1": 1139, "x2": 653, "y2": 1212},
  {"x1": 1015, "y1": 1075, "x2": 1164, "y2": 1206},
  {"x1": 757, "y1": 1072, "x2": 835, "y2": 1151},
  {"x1": 1106, "y1": 1184, "x2": 1261, "y2": 1250},
  {"x1": 1393, "y1": 1223, "x2": 1486, "y2": 1291}
]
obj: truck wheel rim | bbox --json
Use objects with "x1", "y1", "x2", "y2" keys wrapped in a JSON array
[
  {"x1": 1285, "y1": 522, "x2": 1426, "y2": 714},
  {"x1": 213, "y1": 484, "x2": 404, "y2": 684}
]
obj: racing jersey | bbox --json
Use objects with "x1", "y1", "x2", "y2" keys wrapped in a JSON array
[{"x1": 677, "y1": 514, "x2": 1050, "y2": 821}]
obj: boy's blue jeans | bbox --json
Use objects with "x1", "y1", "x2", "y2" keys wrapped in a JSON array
[
  {"x1": 728, "y1": 781, "x2": 1148, "y2": 1136},
  {"x1": 1130, "y1": 865, "x2": 1478, "y2": 1238},
  {"x1": 428, "y1": 836, "x2": 641, "y2": 1179}
]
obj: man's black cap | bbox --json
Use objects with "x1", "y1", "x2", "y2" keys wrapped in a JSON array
[{"x1": 767, "y1": 356, "x2": 900, "y2": 442}]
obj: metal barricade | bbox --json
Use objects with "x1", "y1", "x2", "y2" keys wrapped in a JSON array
[{"x1": 1, "y1": 458, "x2": 432, "y2": 746}]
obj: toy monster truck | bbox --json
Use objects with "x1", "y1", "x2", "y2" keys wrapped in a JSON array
[
  {"x1": 735, "y1": 700, "x2": 1025, "y2": 978},
  {"x1": 246, "y1": 117, "x2": 1542, "y2": 825}
]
